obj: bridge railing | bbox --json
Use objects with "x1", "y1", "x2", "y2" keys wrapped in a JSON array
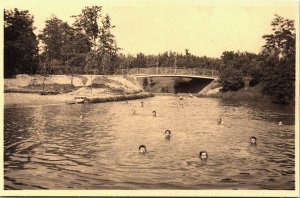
[{"x1": 115, "y1": 67, "x2": 219, "y2": 77}]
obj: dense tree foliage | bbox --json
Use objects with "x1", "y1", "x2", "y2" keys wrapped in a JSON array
[
  {"x1": 218, "y1": 51, "x2": 261, "y2": 91},
  {"x1": 37, "y1": 6, "x2": 120, "y2": 74},
  {"x1": 260, "y1": 15, "x2": 295, "y2": 104},
  {"x1": 217, "y1": 15, "x2": 295, "y2": 104},
  {"x1": 116, "y1": 51, "x2": 222, "y2": 71},
  {"x1": 4, "y1": 8, "x2": 39, "y2": 77},
  {"x1": 3, "y1": 8, "x2": 296, "y2": 104},
  {"x1": 72, "y1": 6, "x2": 120, "y2": 74},
  {"x1": 39, "y1": 16, "x2": 91, "y2": 74}
]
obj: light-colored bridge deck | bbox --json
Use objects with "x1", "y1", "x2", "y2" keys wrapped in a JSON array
[
  {"x1": 116, "y1": 67, "x2": 219, "y2": 79},
  {"x1": 134, "y1": 74, "x2": 217, "y2": 80}
]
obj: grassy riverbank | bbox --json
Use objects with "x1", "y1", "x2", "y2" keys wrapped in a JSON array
[{"x1": 198, "y1": 84, "x2": 272, "y2": 103}]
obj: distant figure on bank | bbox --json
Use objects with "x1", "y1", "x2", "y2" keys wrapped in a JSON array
[
  {"x1": 278, "y1": 121, "x2": 283, "y2": 126},
  {"x1": 27, "y1": 153, "x2": 31, "y2": 162},
  {"x1": 139, "y1": 145, "x2": 147, "y2": 154},
  {"x1": 152, "y1": 110, "x2": 157, "y2": 117},
  {"x1": 165, "y1": 130, "x2": 171, "y2": 139},
  {"x1": 131, "y1": 109, "x2": 136, "y2": 115},
  {"x1": 217, "y1": 117, "x2": 223, "y2": 125},
  {"x1": 250, "y1": 136, "x2": 257, "y2": 146},
  {"x1": 141, "y1": 101, "x2": 144, "y2": 107},
  {"x1": 199, "y1": 151, "x2": 208, "y2": 161},
  {"x1": 179, "y1": 96, "x2": 184, "y2": 100}
]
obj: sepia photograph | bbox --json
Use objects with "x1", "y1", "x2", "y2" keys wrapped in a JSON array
[{"x1": 2, "y1": 0, "x2": 299, "y2": 196}]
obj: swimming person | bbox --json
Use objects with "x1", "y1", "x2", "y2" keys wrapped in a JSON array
[
  {"x1": 141, "y1": 101, "x2": 144, "y2": 107},
  {"x1": 247, "y1": 136, "x2": 259, "y2": 153},
  {"x1": 152, "y1": 110, "x2": 157, "y2": 117},
  {"x1": 139, "y1": 145, "x2": 147, "y2": 154},
  {"x1": 278, "y1": 121, "x2": 283, "y2": 126},
  {"x1": 165, "y1": 130, "x2": 171, "y2": 139},
  {"x1": 250, "y1": 136, "x2": 257, "y2": 146},
  {"x1": 199, "y1": 151, "x2": 208, "y2": 161},
  {"x1": 217, "y1": 117, "x2": 223, "y2": 125},
  {"x1": 179, "y1": 96, "x2": 184, "y2": 100},
  {"x1": 186, "y1": 150, "x2": 208, "y2": 166}
]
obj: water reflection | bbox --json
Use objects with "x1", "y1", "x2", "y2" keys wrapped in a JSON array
[{"x1": 4, "y1": 96, "x2": 295, "y2": 189}]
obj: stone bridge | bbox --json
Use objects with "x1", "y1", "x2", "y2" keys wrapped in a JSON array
[
  {"x1": 116, "y1": 67, "x2": 219, "y2": 79},
  {"x1": 116, "y1": 67, "x2": 219, "y2": 94}
]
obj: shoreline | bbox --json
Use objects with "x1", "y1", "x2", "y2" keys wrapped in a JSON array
[{"x1": 4, "y1": 92, "x2": 154, "y2": 107}]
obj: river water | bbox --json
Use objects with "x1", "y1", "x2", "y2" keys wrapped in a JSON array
[{"x1": 4, "y1": 96, "x2": 295, "y2": 190}]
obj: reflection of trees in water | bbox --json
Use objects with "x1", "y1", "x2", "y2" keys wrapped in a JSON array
[
  {"x1": 219, "y1": 100, "x2": 294, "y2": 125},
  {"x1": 4, "y1": 106, "x2": 42, "y2": 153},
  {"x1": 5, "y1": 104, "x2": 114, "y2": 168},
  {"x1": 4, "y1": 106, "x2": 46, "y2": 173}
]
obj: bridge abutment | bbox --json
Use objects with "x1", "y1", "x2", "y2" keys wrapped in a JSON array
[{"x1": 136, "y1": 76, "x2": 216, "y2": 94}]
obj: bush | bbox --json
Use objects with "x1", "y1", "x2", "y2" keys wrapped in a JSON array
[{"x1": 219, "y1": 66, "x2": 244, "y2": 91}]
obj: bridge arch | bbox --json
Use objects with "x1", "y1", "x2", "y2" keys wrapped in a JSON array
[{"x1": 115, "y1": 67, "x2": 219, "y2": 94}]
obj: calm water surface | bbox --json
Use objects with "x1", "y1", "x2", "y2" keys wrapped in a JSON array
[{"x1": 4, "y1": 96, "x2": 295, "y2": 189}]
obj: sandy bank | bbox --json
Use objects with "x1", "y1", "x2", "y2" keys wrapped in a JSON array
[
  {"x1": 4, "y1": 74, "x2": 151, "y2": 106},
  {"x1": 4, "y1": 91, "x2": 154, "y2": 107}
]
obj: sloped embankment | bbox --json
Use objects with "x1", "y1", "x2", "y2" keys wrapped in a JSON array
[{"x1": 4, "y1": 74, "x2": 150, "y2": 105}]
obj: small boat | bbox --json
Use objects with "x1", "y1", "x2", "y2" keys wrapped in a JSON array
[{"x1": 74, "y1": 97, "x2": 87, "y2": 104}]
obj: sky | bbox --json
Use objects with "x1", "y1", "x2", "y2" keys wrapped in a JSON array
[{"x1": 3, "y1": 0, "x2": 299, "y2": 58}]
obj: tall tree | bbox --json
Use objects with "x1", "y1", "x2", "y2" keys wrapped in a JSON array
[
  {"x1": 99, "y1": 14, "x2": 119, "y2": 54},
  {"x1": 98, "y1": 14, "x2": 120, "y2": 74},
  {"x1": 39, "y1": 16, "x2": 91, "y2": 73},
  {"x1": 4, "y1": 8, "x2": 39, "y2": 77},
  {"x1": 72, "y1": 6, "x2": 102, "y2": 51},
  {"x1": 72, "y1": 6, "x2": 119, "y2": 74},
  {"x1": 260, "y1": 15, "x2": 295, "y2": 104},
  {"x1": 39, "y1": 16, "x2": 70, "y2": 65}
]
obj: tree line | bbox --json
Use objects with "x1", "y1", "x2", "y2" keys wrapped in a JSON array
[
  {"x1": 218, "y1": 15, "x2": 295, "y2": 104},
  {"x1": 4, "y1": 8, "x2": 295, "y2": 104}
]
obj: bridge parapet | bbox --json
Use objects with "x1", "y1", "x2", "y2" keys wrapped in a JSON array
[{"x1": 115, "y1": 67, "x2": 219, "y2": 78}]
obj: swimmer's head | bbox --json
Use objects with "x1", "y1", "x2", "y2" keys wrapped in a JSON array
[
  {"x1": 152, "y1": 110, "x2": 157, "y2": 117},
  {"x1": 165, "y1": 130, "x2": 171, "y2": 138},
  {"x1": 139, "y1": 145, "x2": 147, "y2": 153},
  {"x1": 131, "y1": 109, "x2": 136, "y2": 114},
  {"x1": 199, "y1": 151, "x2": 208, "y2": 160},
  {"x1": 218, "y1": 117, "x2": 223, "y2": 124},
  {"x1": 250, "y1": 136, "x2": 257, "y2": 145}
]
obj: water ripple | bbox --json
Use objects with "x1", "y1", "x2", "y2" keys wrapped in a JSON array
[{"x1": 4, "y1": 96, "x2": 295, "y2": 189}]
